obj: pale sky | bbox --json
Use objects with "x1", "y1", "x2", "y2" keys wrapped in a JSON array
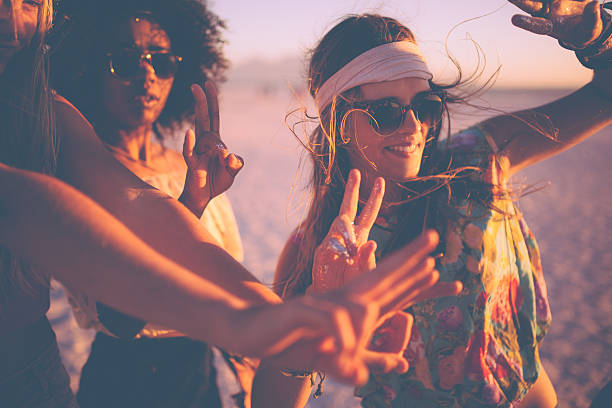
[{"x1": 210, "y1": 0, "x2": 595, "y2": 88}]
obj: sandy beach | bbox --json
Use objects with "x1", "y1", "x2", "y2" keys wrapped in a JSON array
[{"x1": 50, "y1": 85, "x2": 612, "y2": 407}]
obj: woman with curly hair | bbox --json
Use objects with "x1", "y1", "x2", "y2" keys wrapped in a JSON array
[
  {"x1": 253, "y1": 1, "x2": 612, "y2": 407},
  {"x1": 50, "y1": 0, "x2": 249, "y2": 406}
]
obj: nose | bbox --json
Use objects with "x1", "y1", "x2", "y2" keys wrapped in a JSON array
[
  {"x1": 134, "y1": 54, "x2": 158, "y2": 83},
  {"x1": 399, "y1": 109, "x2": 422, "y2": 135}
]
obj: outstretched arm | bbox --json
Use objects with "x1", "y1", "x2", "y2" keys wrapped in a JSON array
[
  {"x1": 482, "y1": 1, "x2": 612, "y2": 176},
  {"x1": 0, "y1": 163, "x2": 440, "y2": 383},
  {"x1": 0, "y1": 163, "x2": 245, "y2": 344}
]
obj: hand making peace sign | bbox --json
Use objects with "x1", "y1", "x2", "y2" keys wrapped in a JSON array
[
  {"x1": 308, "y1": 169, "x2": 462, "y2": 364},
  {"x1": 179, "y1": 82, "x2": 244, "y2": 217},
  {"x1": 310, "y1": 169, "x2": 384, "y2": 291}
]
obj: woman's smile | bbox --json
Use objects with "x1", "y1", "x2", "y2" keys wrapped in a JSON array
[{"x1": 383, "y1": 138, "x2": 423, "y2": 158}]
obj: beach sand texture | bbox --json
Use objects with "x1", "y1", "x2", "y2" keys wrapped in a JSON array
[{"x1": 49, "y1": 86, "x2": 611, "y2": 407}]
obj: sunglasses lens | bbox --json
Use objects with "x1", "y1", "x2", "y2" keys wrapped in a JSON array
[
  {"x1": 369, "y1": 100, "x2": 404, "y2": 135},
  {"x1": 109, "y1": 52, "x2": 180, "y2": 79},
  {"x1": 110, "y1": 52, "x2": 141, "y2": 79},
  {"x1": 413, "y1": 94, "x2": 443, "y2": 127},
  {"x1": 150, "y1": 54, "x2": 179, "y2": 78}
]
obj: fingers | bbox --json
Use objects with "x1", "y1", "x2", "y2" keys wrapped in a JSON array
[
  {"x1": 355, "y1": 177, "x2": 385, "y2": 241},
  {"x1": 357, "y1": 241, "x2": 377, "y2": 275},
  {"x1": 191, "y1": 84, "x2": 211, "y2": 136},
  {"x1": 225, "y1": 153, "x2": 244, "y2": 177},
  {"x1": 324, "y1": 215, "x2": 357, "y2": 258},
  {"x1": 204, "y1": 81, "x2": 220, "y2": 133},
  {"x1": 381, "y1": 260, "x2": 440, "y2": 313},
  {"x1": 346, "y1": 230, "x2": 439, "y2": 303},
  {"x1": 511, "y1": 14, "x2": 553, "y2": 35},
  {"x1": 411, "y1": 281, "x2": 463, "y2": 305},
  {"x1": 324, "y1": 221, "x2": 352, "y2": 259},
  {"x1": 362, "y1": 350, "x2": 409, "y2": 374},
  {"x1": 369, "y1": 312, "x2": 413, "y2": 354},
  {"x1": 507, "y1": 0, "x2": 547, "y2": 15},
  {"x1": 182, "y1": 128, "x2": 195, "y2": 161},
  {"x1": 287, "y1": 297, "x2": 357, "y2": 356},
  {"x1": 339, "y1": 169, "x2": 361, "y2": 221}
]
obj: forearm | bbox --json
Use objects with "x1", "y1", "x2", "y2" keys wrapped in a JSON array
[
  {"x1": 0, "y1": 164, "x2": 247, "y2": 347},
  {"x1": 482, "y1": 74, "x2": 612, "y2": 174},
  {"x1": 252, "y1": 362, "x2": 313, "y2": 408},
  {"x1": 592, "y1": 67, "x2": 612, "y2": 97},
  {"x1": 84, "y1": 181, "x2": 278, "y2": 305}
]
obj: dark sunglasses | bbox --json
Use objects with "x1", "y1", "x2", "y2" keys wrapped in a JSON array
[
  {"x1": 349, "y1": 91, "x2": 445, "y2": 135},
  {"x1": 106, "y1": 50, "x2": 182, "y2": 80}
]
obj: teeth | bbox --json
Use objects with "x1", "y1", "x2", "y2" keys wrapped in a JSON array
[{"x1": 387, "y1": 144, "x2": 418, "y2": 153}]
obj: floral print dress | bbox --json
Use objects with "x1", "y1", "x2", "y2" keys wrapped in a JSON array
[{"x1": 356, "y1": 127, "x2": 552, "y2": 407}]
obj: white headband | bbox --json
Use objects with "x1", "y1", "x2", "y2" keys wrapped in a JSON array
[{"x1": 314, "y1": 41, "x2": 433, "y2": 113}]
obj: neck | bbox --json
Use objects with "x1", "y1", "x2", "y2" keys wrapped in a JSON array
[{"x1": 100, "y1": 123, "x2": 154, "y2": 163}]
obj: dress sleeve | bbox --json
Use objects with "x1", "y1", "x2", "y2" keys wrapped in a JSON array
[
  {"x1": 444, "y1": 125, "x2": 509, "y2": 187},
  {"x1": 445, "y1": 126, "x2": 498, "y2": 169}
]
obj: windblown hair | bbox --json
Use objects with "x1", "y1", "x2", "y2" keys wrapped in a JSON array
[
  {"x1": 0, "y1": 0, "x2": 57, "y2": 296},
  {"x1": 50, "y1": 0, "x2": 228, "y2": 130},
  {"x1": 281, "y1": 14, "x2": 491, "y2": 297}
]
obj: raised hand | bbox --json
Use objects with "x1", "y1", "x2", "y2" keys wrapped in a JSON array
[
  {"x1": 179, "y1": 82, "x2": 244, "y2": 217},
  {"x1": 310, "y1": 169, "x2": 384, "y2": 292},
  {"x1": 508, "y1": 0, "x2": 605, "y2": 48}
]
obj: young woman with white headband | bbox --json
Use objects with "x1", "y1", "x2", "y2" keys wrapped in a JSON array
[
  {"x1": 253, "y1": 2, "x2": 612, "y2": 407},
  {"x1": 0, "y1": 1, "x2": 468, "y2": 406}
]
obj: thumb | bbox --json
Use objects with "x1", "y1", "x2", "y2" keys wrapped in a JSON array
[
  {"x1": 582, "y1": 1, "x2": 603, "y2": 44},
  {"x1": 359, "y1": 241, "x2": 377, "y2": 273},
  {"x1": 182, "y1": 128, "x2": 195, "y2": 160}
]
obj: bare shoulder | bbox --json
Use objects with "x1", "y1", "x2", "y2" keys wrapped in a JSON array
[
  {"x1": 53, "y1": 93, "x2": 84, "y2": 119},
  {"x1": 53, "y1": 93, "x2": 96, "y2": 140}
]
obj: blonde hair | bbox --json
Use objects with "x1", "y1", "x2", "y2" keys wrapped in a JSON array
[{"x1": 0, "y1": 0, "x2": 57, "y2": 297}]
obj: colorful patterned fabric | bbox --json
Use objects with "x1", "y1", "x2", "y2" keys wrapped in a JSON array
[{"x1": 356, "y1": 126, "x2": 551, "y2": 407}]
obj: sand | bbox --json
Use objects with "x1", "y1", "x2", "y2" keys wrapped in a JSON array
[{"x1": 49, "y1": 86, "x2": 612, "y2": 407}]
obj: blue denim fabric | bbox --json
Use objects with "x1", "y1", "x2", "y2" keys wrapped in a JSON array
[
  {"x1": 78, "y1": 333, "x2": 221, "y2": 408},
  {"x1": 0, "y1": 334, "x2": 78, "y2": 408}
]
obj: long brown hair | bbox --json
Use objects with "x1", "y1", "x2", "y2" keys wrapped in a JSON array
[
  {"x1": 281, "y1": 14, "x2": 490, "y2": 297},
  {"x1": 0, "y1": 0, "x2": 57, "y2": 297}
]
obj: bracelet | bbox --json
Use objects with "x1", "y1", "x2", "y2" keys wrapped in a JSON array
[
  {"x1": 280, "y1": 368, "x2": 314, "y2": 379},
  {"x1": 279, "y1": 369, "x2": 326, "y2": 399},
  {"x1": 575, "y1": 2, "x2": 612, "y2": 70}
]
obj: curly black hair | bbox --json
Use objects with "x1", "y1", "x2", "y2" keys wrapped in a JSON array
[{"x1": 49, "y1": 0, "x2": 228, "y2": 129}]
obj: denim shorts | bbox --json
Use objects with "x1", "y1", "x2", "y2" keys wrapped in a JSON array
[
  {"x1": 0, "y1": 327, "x2": 78, "y2": 408},
  {"x1": 77, "y1": 332, "x2": 221, "y2": 408}
]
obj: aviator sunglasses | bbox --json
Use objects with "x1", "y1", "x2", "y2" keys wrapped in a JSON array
[
  {"x1": 349, "y1": 91, "x2": 445, "y2": 135},
  {"x1": 106, "y1": 49, "x2": 183, "y2": 80}
]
